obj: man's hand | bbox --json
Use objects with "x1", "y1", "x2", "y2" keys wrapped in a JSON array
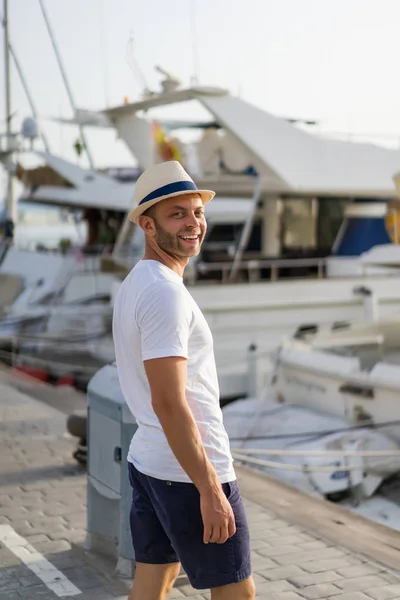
[{"x1": 200, "y1": 487, "x2": 236, "y2": 544}]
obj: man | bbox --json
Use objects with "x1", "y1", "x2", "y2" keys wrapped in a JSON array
[{"x1": 112, "y1": 161, "x2": 255, "y2": 600}]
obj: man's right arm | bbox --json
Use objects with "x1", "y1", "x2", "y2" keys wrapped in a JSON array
[{"x1": 144, "y1": 356, "x2": 236, "y2": 544}]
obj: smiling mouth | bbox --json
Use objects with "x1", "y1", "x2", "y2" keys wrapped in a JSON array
[{"x1": 179, "y1": 235, "x2": 200, "y2": 241}]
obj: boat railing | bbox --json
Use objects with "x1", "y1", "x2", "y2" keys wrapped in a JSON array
[
  {"x1": 0, "y1": 239, "x2": 108, "y2": 273},
  {"x1": 185, "y1": 256, "x2": 326, "y2": 284}
]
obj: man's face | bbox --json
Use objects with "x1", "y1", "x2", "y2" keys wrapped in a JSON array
[{"x1": 144, "y1": 194, "x2": 207, "y2": 259}]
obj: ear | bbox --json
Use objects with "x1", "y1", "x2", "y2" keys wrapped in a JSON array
[{"x1": 137, "y1": 215, "x2": 156, "y2": 236}]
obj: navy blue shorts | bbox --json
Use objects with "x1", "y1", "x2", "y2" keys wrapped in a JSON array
[{"x1": 128, "y1": 462, "x2": 252, "y2": 590}]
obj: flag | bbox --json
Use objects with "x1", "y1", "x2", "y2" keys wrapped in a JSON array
[{"x1": 152, "y1": 121, "x2": 182, "y2": 162}]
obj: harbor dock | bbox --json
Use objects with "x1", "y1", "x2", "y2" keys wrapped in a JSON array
[{"x1": 0, "y1": 366, "x2": 400, "y2": 600}]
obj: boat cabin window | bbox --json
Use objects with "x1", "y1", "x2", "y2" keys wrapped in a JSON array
[
  {"x1": 201, "y1": 221, "x2": 261, "y2": 262},
  {"x1": 281, "y1": 197, "x2": 349, "y2": 256},
  {"x1": 317, "y1": 198, "x2": 349, "y2": 254},
  {"x1": 201, "y1": 223, "x2": 243, "y2": 259}
]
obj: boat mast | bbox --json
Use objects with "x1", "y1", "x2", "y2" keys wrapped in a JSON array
[
  {"x1": 2, "y1": 0, "x2": 15, "y2": 223},
  {"x1": 37, "y1": 0, "x2": 95, "y2": 169},
  {"x1": 0, "y1": 8, "x2": 51, "y2": 153}
]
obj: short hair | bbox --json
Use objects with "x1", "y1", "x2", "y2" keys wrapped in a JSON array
[{"x1": 141, "y1": 204, "x2": 157, "y2": 219}]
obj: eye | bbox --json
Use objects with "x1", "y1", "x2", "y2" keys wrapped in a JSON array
[{"x1": 172, "y1": 211, "x2": 184, "y2": 218}]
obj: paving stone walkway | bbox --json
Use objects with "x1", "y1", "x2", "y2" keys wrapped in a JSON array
[{"x1": 0, "y1": 371, "x2": 400, "y2": 599}]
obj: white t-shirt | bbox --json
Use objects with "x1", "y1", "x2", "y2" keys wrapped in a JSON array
[{"x1": 112, "y1": 259, "x2": 235, "y2": 484}]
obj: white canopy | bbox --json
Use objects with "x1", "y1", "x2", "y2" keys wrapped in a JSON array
[
  {"x1": 104, "y1": 86, "x2": 400, "y2": 198},
  {"x1": 198, "y1": 92, "x2": 400, "y2": 197}
]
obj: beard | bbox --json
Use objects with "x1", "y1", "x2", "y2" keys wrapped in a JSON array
[{"x1": 153, "y1": 218, "x2": 204, "y2": 258}]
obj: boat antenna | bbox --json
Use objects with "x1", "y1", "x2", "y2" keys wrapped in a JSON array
[
  {"x1": 125, "y1": 31, "x2": 152, "y2": 98},
  {"x1": 97, "y1": 0, "x2": 110, "y2": 107},
  {"x1": 37, "y1": 0, "x2": 95, "y2": 169},
  {"x1": 189, "y1": 0, "x2": 200, "y2": 85}
]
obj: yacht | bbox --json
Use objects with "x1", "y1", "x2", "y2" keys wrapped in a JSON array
[{"x1": 4, "y1": 82, "x2": 400, "y2": 398}]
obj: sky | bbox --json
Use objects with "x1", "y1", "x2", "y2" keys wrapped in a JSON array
[{"x1": 2, "y1": 0, "x2": 400, "y2": 196}]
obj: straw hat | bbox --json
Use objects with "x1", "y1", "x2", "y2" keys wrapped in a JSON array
[{"x1": 128, "y1": 161, "x2": 215, "y2": 224}]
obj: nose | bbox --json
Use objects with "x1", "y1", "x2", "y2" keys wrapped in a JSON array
[{"x1": 185, "y1": 211, "x2": 201, "y2": 227}]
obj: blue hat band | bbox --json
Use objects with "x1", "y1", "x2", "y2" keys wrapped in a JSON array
[{"x1": 139, "y1": 180, "x2": 198, "y2": 206}]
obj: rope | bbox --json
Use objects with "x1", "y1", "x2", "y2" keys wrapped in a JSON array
[
  {"x1": 229, "y1": 419, "x2": 400, "y2": 440},
  {"x1": 0, "y1": 327, "x2": 111, "y2": 344},
  {"x1": 231, "y1": 448, "x2": 400, "y2": 457},
  {"x1": 232, "y1": 451, "x2": 392, "y2": 473}
]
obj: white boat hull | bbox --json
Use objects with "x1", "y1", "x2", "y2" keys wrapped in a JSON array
[
  {"x1": 190, "y1": 275, "x2": 400, "y2": 398},
  {"x1": 272, "y1": 321, "x2": 400, "y2": 443},
  {"x1": 223, "y1": 395, "x2": 400, "y2": 499},
  {"x1": 6, "y1": 244, "x2": 400, "y2": 401}
]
